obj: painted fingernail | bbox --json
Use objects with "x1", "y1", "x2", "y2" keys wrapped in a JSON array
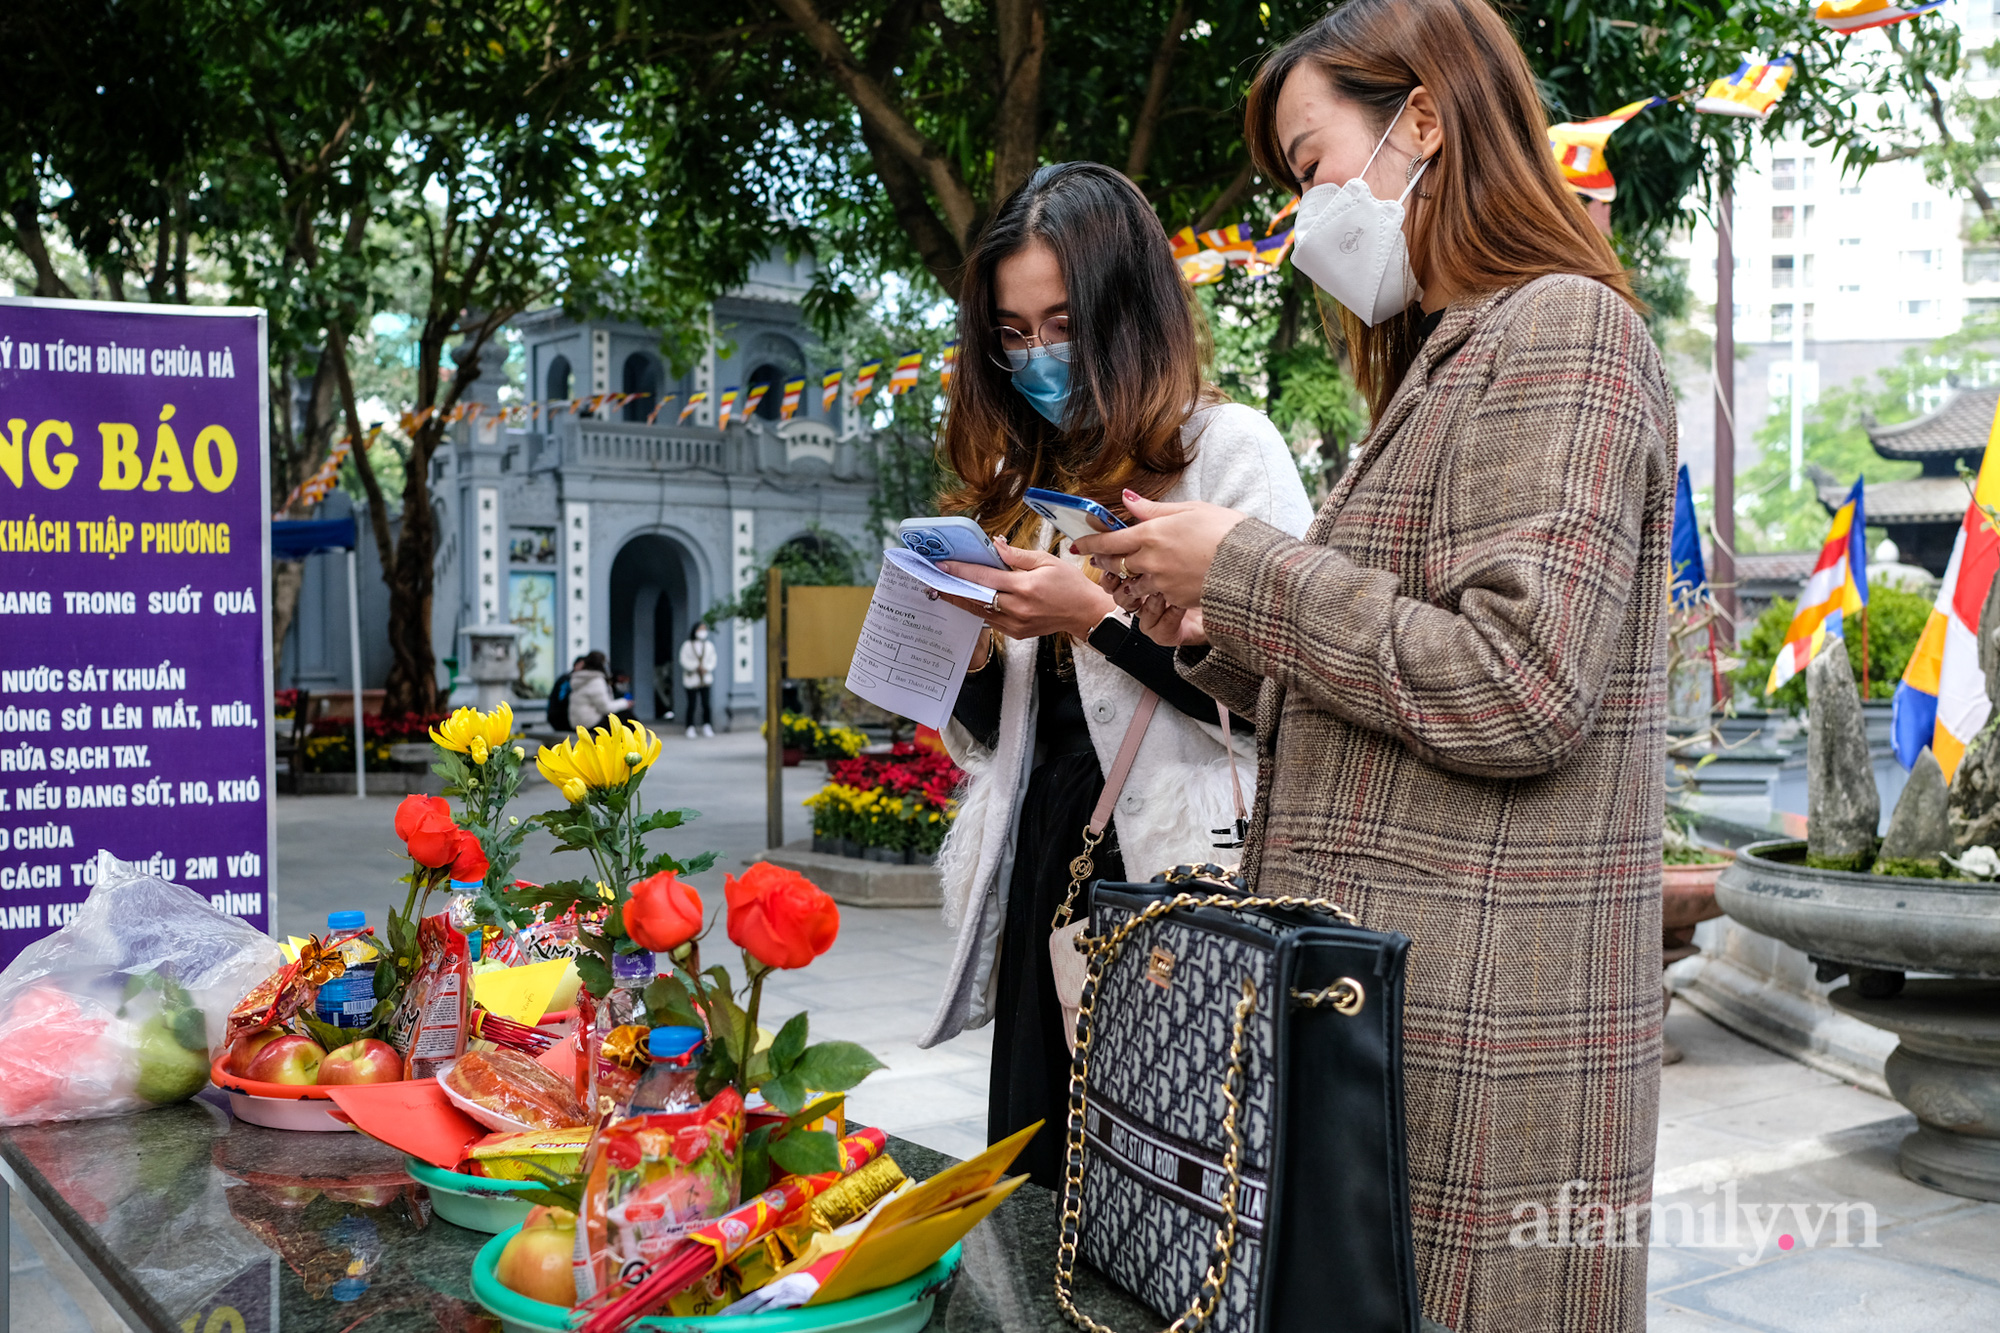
[{"x1": 1123, "y1": 488, "x2": 1140, "y2": 501}]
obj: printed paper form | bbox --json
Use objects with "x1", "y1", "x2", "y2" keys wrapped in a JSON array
[{"x1": 845, "y1": 556, "x2": 989, "y2": 731}]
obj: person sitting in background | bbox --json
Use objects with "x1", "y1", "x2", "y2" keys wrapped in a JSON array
[
  {"x1": 546, "y1": 655, "x2": 585, "y2": 732},
  {"x1": 566, "y1": 651, "x2": 618, "y2": 731}
]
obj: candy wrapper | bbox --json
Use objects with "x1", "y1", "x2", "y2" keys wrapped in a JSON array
[
  {"x1": 577, "y1": 1088, "x2": 747, "y2": 1297},
  {"x1": 0, "y1": 850, "x2": 280, "y2": 1126},
  {"x1": 387, "y1": 914, "x2": 470, "y2": 1080},
  {"x1": 441, "y1": 1048, "x2": 588, "y2": 1131},
  {"x1": 227, "y1": 928, "x2": 369, "y2": 1043}
]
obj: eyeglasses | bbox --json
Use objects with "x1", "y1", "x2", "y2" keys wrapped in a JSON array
[{"x1": 988, "y1": 316, "x2": 1070, "y2": 369}]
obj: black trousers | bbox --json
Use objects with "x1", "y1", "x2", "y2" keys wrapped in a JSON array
[{"x1": 684, "y1": 685, "x2": 712, "y2": 727}]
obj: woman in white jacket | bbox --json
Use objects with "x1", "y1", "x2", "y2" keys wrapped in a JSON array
[{"x1": 924, "y1": 162, "x2": 1313, "y2": 1187}]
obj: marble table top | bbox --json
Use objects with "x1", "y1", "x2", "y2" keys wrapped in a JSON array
[{"x1": 0, "y1": 1092, "x2": 1163, "y2": 1333}]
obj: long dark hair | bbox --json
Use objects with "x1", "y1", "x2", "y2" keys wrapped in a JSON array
[
  {"x1": 940, "y1": 162, "x2": 1217, "y2": 540},
  {"x1": 1244, "y1": 0, "x2": 1636, "y2": 418}
]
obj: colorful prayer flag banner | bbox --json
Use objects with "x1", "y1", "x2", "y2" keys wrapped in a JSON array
[
  {"x1": 1168, "y1": 226, "x2": 1199, "y2": 260},
  {"x1": 679, "y1": 391, "x2": 707, "y2": 424},
  {"x1": 821, "y1": 369, "x2": 843, "y2": 412},
  {"x1": 940, "y1": 340, "x2": 957, "y2": 389},
  {"x1": 1248, "y1": 229, "x2": 1295, "y2": 277},
  {"x1": 1267, "y1": 196, "x2": 1300, "y2": 235},
  {"x1": 742, "y1": 381, "x2": 772, "y2": 420},
  {"x1": 781, "y1": 377, "x2": 805, "y2": 420},
  {"x1": 853, "y1": 360, "x2": 882, "y2": 406},
  {"x1": 717, "y1": 386, "x2": 741, "y2": 429},
  {"x1": 647, "y1": 393, "x2": 676, "y2": 425},
  {"x1": 1695, "y1": 57, "x2": 1795, "y2": 120},
  {"x1": 1766, "y1": 476, "x2": 1869, "y2": 695},
  {"x1": 1895, "y1": 399, "x2": 2000, "y2": 778},
  {"x1": 1178, "y1": 249, "x2": 1228, "y2": 286},
  {"x1": 1200, "y1": 222, "x2": 1258, "y2": 264},
  {"x1": 887, "y1": 349, "x2": 923, "y2": 396},
  {"x1": 1548, "y1": 97, "x2": 1665, "y2": 203},
  {"x1": 1814, "y1": 0, "x2": 1948, "y2": 32}
]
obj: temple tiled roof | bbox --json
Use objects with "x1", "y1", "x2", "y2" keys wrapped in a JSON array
[
  {"x1": 1866, "y1": 385, "x2": 1999, "y2": 460},
  {"x1": 1814, "y1": 473, "x2": 1972, "y2": 524}
]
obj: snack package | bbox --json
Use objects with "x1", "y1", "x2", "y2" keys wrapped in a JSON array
[
  {"x1": 0, "y1": 850, "x2": 281, "y2": 1126},
  {"x1": 578, "y1": 1087, "x2": 746, "y2": 1296},
  {"x1": 388, "y1": 914, "x2": 470, "y2": 1080},
  {"x1": 442, "y1": 1048, "x2": 589, "y2": 1131},
  {"x1": 462, "y1": 1126, "x2": 594, "y2": 1180},
  {"x1": 229, "y1": 927, "x2": 372, "y2": 1042}
]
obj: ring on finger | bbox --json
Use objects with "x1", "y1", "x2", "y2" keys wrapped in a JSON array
[{"x1": 1118, "y1": 557, "x2": 1132, "y2": 581}]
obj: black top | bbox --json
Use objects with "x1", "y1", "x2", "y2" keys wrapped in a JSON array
[
  {"x1": 952, "y1": 617, "x2": 1251, "y2": 751},
  {"x1": 1414, "y1": 305, "x2": 1445, "y2": 342}
]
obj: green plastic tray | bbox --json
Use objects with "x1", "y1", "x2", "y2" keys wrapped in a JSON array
[
  {"x1": 406, "y1": 1155, "x2": 543, "y2": 1234},
  {"x1": 470, "y1": 1225, "x2": 961, "y2": 1333}
]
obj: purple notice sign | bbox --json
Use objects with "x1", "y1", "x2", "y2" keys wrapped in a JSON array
[{"x1": 0, "y1": 296, "x2": 272, "y2": 965}]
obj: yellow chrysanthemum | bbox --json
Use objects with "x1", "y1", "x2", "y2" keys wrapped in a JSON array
[
  {"x1": 536, "y1": 713, "x2": 661, "y2": 795},
  {"x1": 469, "y1": 736, "x2": 490, "y2": 765},
  {"x1": 432, "y1": 702, "x2": 514, "y2": 754},
  {"x1": 561, "y1": 777, "x2": 589, "y2": 804}
]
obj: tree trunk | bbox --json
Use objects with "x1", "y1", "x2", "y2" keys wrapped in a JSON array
[
  {"x1": 381, "y1": 497, "x2": 440, "y2": 718},
  {"x1": 271, "y1": 560, "x2": 305, "y2": 674}
]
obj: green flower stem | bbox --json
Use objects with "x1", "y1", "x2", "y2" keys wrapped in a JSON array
[{"x1": 738, "y1": 959, "x2": 770, "y2": 1099}]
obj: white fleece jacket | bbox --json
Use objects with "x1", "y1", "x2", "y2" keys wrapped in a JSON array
[{"x1": 919, "y1": 402, "x2": 1315, "y2": 1047}]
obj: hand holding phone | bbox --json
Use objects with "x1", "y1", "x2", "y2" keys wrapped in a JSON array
[
  {"x1": 1022, "y1": 487, "x2": 1127, "y2": 543},
  {"x1": 896, "y1": 517, "x2": 1010, "y2": 570}
]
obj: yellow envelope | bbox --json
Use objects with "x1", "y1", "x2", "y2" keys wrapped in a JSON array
[
  {"x1": 808, "y1": 1175, "x2": 1027, "y2": 1305},
  {"x1": 281, "y1": 936, "x2": 310, "y2": 964},
  {"x1": 863, "y1": 1120, "x2": 1040, "y2": 1234},
  {"x1": 470, "y1": 958, "x2": 571, "y2": 1025}
]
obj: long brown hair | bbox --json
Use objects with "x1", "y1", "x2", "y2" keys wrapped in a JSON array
[
  {"x1": 1245, "y1": 0, "x2": 1636, "y2": 417},
  {"x1": 940, "y1": 162, "x2": 1217, "y2": 540}
]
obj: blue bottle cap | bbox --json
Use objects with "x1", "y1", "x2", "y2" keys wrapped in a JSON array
[
  {"x1": 649, "y1": 1026, "x2": 705, "y2": 1059},
  {"x1": 327, "y1": 910, "x2": 366, "y2": 932},
  {"x1": 448, "y1": 879, "x2": 483, "y2": 892}
]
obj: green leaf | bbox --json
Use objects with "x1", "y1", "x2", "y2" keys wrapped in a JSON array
[
  {"x1": 699, "y1": 1045, "x2": 737, "y2": 1101},
  {"x1": 790, "y1": 1092, "x2": 845, "y2": 1128},
  {"x1": 641, "y1": 852, "x2": 687, "y2": 877},
  {"x1": 635, "y1": 808, "x2": 695, "y2": 833},
  {"x1": 760, "y1": 1070, "x2": 807, "y2": 1115},
  {"x1": 739, "y1": 1124, "x2": 774, "y2": 1197},
  {"x1": 793, "y1": 1041, "x2": 887, "y2": 1092},
  {"x1": 706, "y1": 985, "x2": 749, "y2": 1063},
  {"x1": 169, "y1": 1004, "x2": 208, "y2": 1053},
  {"x1": 642, "y1": 974, "x2": 701, "y2": 1028},
  {"x1": 300, "y1": 1015, "x2": 364, "y2": 1052},
  {"x1": 770, "y1": 1011, "x2": 809, "y2": 1074},
  {"x1": 681, "y1": 850, "x2": 720, "y2": 876},
  {"x1": 575, "y1": 953, "x2": 613, "y2": 1001},
  {"x1": 769, "y1": 1128, "x2": 840, "y2": 1176}
]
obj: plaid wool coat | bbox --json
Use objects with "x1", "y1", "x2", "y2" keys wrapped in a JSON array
[{"x1": 1183, "y1": 274, "x2": 1673, "y2": 1333}]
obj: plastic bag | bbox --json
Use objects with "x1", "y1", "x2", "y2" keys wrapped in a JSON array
[{"x1": 0, "y1": 849, "x2": 281, "y2": 1126}]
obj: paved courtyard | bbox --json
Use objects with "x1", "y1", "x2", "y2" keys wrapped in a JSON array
[{"x1": 9, "y1": 730, "x2": 1998, "y2": 1328}]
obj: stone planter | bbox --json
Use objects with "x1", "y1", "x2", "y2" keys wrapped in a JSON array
[
  {"x1": 762, "y1": 841, "x2": 940, "y2": 909},
  {"x1": 1716, "y1": 839, "x2": 2000, "y2": 1201},
  {"x1": 386, "y1": 742, "x2": 433, "y2": 767},
  {"x1": 783, "y1": 747, "x2": 804, "y2": 767},
  {"x1": 863, "y1": 844, "x2": 905, "y2": 864}
]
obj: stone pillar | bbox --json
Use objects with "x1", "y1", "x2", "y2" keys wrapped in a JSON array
[
  {"x1": 462, "y1": 624, "x2": 522, "y2": 711},
  {"x1": 728, "y1": 507, "x2": 758, "y2": 732},
  {"x1": 563, "y1": 501, "x2": 590, "y2": 667}
]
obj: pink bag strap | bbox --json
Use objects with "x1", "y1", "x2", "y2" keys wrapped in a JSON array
[
  {"x1": 1215, "y1": 703, "x2": 1249, "y2": 848},
  {"x1": 1087, "y1": 690, "x2": 1161, "y2": 836}
]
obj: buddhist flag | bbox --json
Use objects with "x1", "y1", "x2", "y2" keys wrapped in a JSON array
[
  {"x1": 646, "y1": 394, "x2": 676, "y2": 425},
  {"x1": 1200, "y1": 223, "x2": 1257, "y2": 264},
  {"x1": 1248, "y1": 229, "x2": 1295, "y2": 277},
  {"x1": 1766, "y1": 477, "x2": 1869, "y2": 696},
  {"x1": 716, "y1": 386, "x2": 741, "y2": 429},
  {"x1": 1168, "y1": 226, "x2": 1199, "y2": 260},
  {"x1": 780, "y1": 377, "x2": 805, "y2": 420},
  {"x1": 887, "y1": 349, "x2": 923, "y2": 396},
  {"x1": 678, "y1": 391, "x2": 707, "y2": 425},
  {"x1": 1267, "y1": 196, "x2": 1300, "y2": 234},
  {"x1": 1895, "y1": 402, "x2": 2000, "y2": 777},
  {"x1": 853, "y1": 359, "x2": 882, "y2": 406},
  {"x1": 939, "y1": 340, "x2": 957, "y2": 389},
  {"x1": 1695, "y1": 58, "x2": 1795, "y2": 119},
  {"x1": 1814, "y1": 0, "x2": 1947, "y2": 32},
  {"x1": 1178, "y1": 249, "x2": 1227, "y2": 286},
  {"x1": 1671, "y1": 463, "x2": 1708, "y2": 607},
  {"x1": 1548, "y1": 98, "x2": 1664, "y2": 203},
  {"x1": 742, "y1": 381, "x2": 772, "y2": 420},
  {"x1": 821, "y1": 369, "x2": 843, "y2": 412}
]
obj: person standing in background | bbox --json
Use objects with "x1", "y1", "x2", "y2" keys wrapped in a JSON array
[{"x1": 680, "y1": 622, "x2": 718, "y2": 737}]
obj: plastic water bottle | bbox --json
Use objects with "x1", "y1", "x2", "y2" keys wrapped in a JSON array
[
  {"x1": 627, "y1": 1026, "x2": 706, "y2": 1115},
  {"x1": 605, "y1": 951, "x2": 656, "y2": 1027},
  {"x1": 314, "y1": 911, "x2": 384, "y2": 1028}
]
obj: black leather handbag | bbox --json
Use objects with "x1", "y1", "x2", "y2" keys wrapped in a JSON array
[{"x1": 1055, "y1": 865, "x2": 1421, "y2": 1333}]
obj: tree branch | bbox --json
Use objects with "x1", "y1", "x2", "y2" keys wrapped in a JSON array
[
  {"x1": 990, "y1": 0, "x2": 1046, "y2": 208},
  {"x1": 860, "y1": 118, "x2": 967, "y2": 288},
  {"x1": 1193, "y1": 159, "x2": 1256, "y2": 231},
  {"x1": 8, "y1": 200, "x2": 74, "y2": 299},
  {"x1": 1125, "y1": 0, "x2": 1194, "y2": 182},
  {"x1": 768, "y1": 0, "x2": 980, "y2": 247}
]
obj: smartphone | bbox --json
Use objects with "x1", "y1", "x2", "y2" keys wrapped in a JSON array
[
  {"x1": 896, "y1": 516, "x2": 1009, "y2": 569},
  {"x1": 1023, "y1": 487, "x2": 1128, "y2": 542}
]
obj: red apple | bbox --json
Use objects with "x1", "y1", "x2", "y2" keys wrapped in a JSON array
[
  {"x1": 226, "y1": 1028, "x2": 285, "y2": 1076},
  {"x1": 244, "y1": 1035, "x2": 325, "y2": 1085},
  {"x1": 316, "y1": 1038, "x2": 403, "y2": 1086},
  {"x1": 497, "y1": 1205, "x2": 577, "y2": 1307}
]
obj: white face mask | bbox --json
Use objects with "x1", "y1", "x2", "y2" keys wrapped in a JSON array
[{"x1": 1289, "y1": 97, "x2": 1430, "y2": 327}]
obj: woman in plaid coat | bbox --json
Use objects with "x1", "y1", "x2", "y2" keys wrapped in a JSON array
[{"x1": 1077, "y1": 2, "x2": 1674, "y2": 1328}]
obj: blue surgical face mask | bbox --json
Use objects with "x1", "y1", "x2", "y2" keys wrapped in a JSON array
[{"x1": 1006, "y1": 343, "x2": 1074, "y2": 425}]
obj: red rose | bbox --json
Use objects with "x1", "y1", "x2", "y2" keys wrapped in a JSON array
[
  {"x1": 724, "y1": 862, "x2": 839, "y2": 971},
  {"x1": 394, "y1": 794, "x2": 458, "y2": 868},
  {"x1": 449, "y1": 829, "x2": 489, "y2": 883},
  {"x1": 624, "y1": 872, "x2": 704, "y2": 952}
]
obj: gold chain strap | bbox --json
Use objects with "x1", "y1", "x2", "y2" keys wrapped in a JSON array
[
  {"x1": 1053, "y1": 827, "x2": 1106, "y2": 931},
  {"x1": 1052, "y1": 887, "x2": 1362, "y2": 1333}
]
